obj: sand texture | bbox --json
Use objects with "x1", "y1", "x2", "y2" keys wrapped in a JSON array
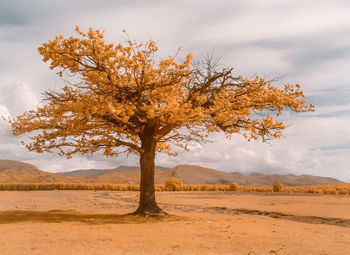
[{"x1": 0, "y1": 191, "x2": 349, "y2": 254}]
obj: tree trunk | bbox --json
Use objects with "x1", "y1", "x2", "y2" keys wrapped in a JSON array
[{"x1": 130, "y1": 136, "x2": 166, "y2": 216}]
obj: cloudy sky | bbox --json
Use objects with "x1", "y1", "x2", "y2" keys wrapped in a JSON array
[{"x1": 0, "y1": 0, "x2": 349, "y2": 181}]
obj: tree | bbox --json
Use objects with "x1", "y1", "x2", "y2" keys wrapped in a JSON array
[{"x1": 9, "y1": 27, "x2": 314, "y2": 216}]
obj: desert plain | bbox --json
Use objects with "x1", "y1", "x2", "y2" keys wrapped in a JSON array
[{"x1": 0, "y1": 191, "x2": 349, "y2": 255}]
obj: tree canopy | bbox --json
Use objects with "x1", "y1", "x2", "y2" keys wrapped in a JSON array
[
  {"x1": 10, "y1": 27, "x2": 313, "y2": 159},
  {"x1": 8, "y1": 27, "x2": 314, "y2": 215}
]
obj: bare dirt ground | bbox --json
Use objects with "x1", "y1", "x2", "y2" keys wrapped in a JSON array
[{"x1": 0, "y1": 191, "x2": 350, "y2": 254}]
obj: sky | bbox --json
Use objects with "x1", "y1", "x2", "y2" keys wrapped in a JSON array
[{"x1": 0, "y1": 0, "x2": 349, "y2": 181}]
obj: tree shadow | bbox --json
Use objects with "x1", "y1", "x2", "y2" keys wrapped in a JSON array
[{"x1": 0, "y1": 210, "x2": 180, "y2": 225}]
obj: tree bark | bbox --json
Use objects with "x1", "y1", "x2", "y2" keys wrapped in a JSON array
[{"x1": 130, "y1": 135, "x2": 166, "y2": 216}]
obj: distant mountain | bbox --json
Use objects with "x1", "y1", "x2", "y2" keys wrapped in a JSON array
[
  {"x1": 58, "y1": 165, "x2": 169, "y2": 184},
  {"x1": 0, "y1": 159, "x2": 80, "y2": 183},
  {"x1": 155, "y1": 165, "x2": 236, "y2": 184},
  {"x1": 0, "y1": 160, "x2": 343, "y2": 185},
  {"x1": 229, "y1": 172, "x2": 342, "y2": 186},
  {"x1": 57, "y1": 164, "x2": 343, "y2": 186},
  {"x1": 155, "y1": 165, "x2": 342, "y2": 185}
]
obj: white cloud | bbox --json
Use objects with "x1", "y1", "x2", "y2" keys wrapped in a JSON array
[
  {"x1": 0, "y1": 104, "x2": 11, "y2": 119},
  {"x1": 24, "y1": 154, "x2": 139, "y2": 173},
  {"x1": 223, "y1": 46, "x2": 293, "y2": 76},
  {"x1": 291, "y1": 51, "x2": 350, "y2": 92},
  {"x1": 195, "y1": 1, "x2": 350, "y2": 45},
  {"x1": 155, "y1": 113, "x2": 350, "y2": 181},
  {"x1": 0, "y1": 0, "x2": 349, "y2": 182},
  {"x1": 0, "y1": 105, "x2": 11, "y2": 137},
  {"x1": 284, "y1": 116, "x2": 350, "y2": 148},
  {"x1": 308, "y1": 104, "x2": 350, "y2": 116},
  {"x1": 0, "y1": 77, "x2": 39, "y2": 116},
  {"x1": 0, "y1": 78, "x2": 39, "y2": 139}
]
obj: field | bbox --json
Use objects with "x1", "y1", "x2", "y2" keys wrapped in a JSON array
[
  {"x1": 0, "y1": 191, "x2": 350, "y2": 254},
  {"x1": 1, "y1": 182, "x2": 350, "y2": 195}
]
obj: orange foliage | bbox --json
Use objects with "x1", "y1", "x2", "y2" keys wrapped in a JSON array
[
  {"x1": 165, "y1": 177, "x2": 183, "y2": 191},
  {"x1": 8, "y1": 27, "x2": 313, "y2": 158},
  {"x1": 273, "y1": 181, "x2": 284, "y2": 192},
  {"x1": 229, "y1": 182, "x2": 239, "y2": 191}
]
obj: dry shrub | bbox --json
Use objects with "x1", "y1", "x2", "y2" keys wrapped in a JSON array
[
  {"x1": 190, "y1": 185, "x2": 200, "y2": 191},
  {"x1": 217, "y1": 184, "x2": 229, "y2": 191},
  {"x1": 255, "y1": 186, "x2": 271, "y2": 192},
  {"x1": 182, "y1": 185, "x2": 189, "y2": 191},
  {"x1": 165, "y1": 177, "x2": 183, "y2": 191},
  {"x1": 200, "y1": 185, "x2": 207, "y2": 191},
  {"x1": 206, "y1": 184, "x2": 218, "y2": 191},
  {"x1": 337, "y1": 189, "x2": 348, "y2": 195},
  {"x1": 229, "y1": 182, "x2": 239, "y2": 191},
  {"x1": 155, "y1": 184, "x2": 166, "y2": 191},
  {"x1": 0, "y1": 182, "x2": 349, "y2": 195},
  {"x1": 322, "y1": 188, "x2": 337, "y2": 195},
  {"x1": 273, "y1": 181, "x2": 283, "y2": 192}
]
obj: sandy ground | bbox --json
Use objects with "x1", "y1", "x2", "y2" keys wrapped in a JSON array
[{"x1": 0, "y1": 191, "x2": 349, "y2": 255}]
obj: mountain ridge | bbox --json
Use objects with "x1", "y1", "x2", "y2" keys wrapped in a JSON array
[
  {"x1": 0, "y1": 160, "x2": 343, "y2": 185},
  {"x1": 0, "y1": 159, "x2": 81, "y2": 183},
  {"x1": 57, "y1": 163, "x2": 342, "y2": 186}
]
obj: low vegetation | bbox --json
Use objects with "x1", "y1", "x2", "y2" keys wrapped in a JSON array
[
  {"x1": 0, "y1": 182, "x2": 349, "y2": 195},
  {"x1": 165, "y1": 177, "x2": 183, "y2": 191},
  {"x1": 229, "y1": 182, "x2": 239, "y2": 191},
  {"x1": 273, "y1": 181, "x2": 284, "y2": 192}
]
